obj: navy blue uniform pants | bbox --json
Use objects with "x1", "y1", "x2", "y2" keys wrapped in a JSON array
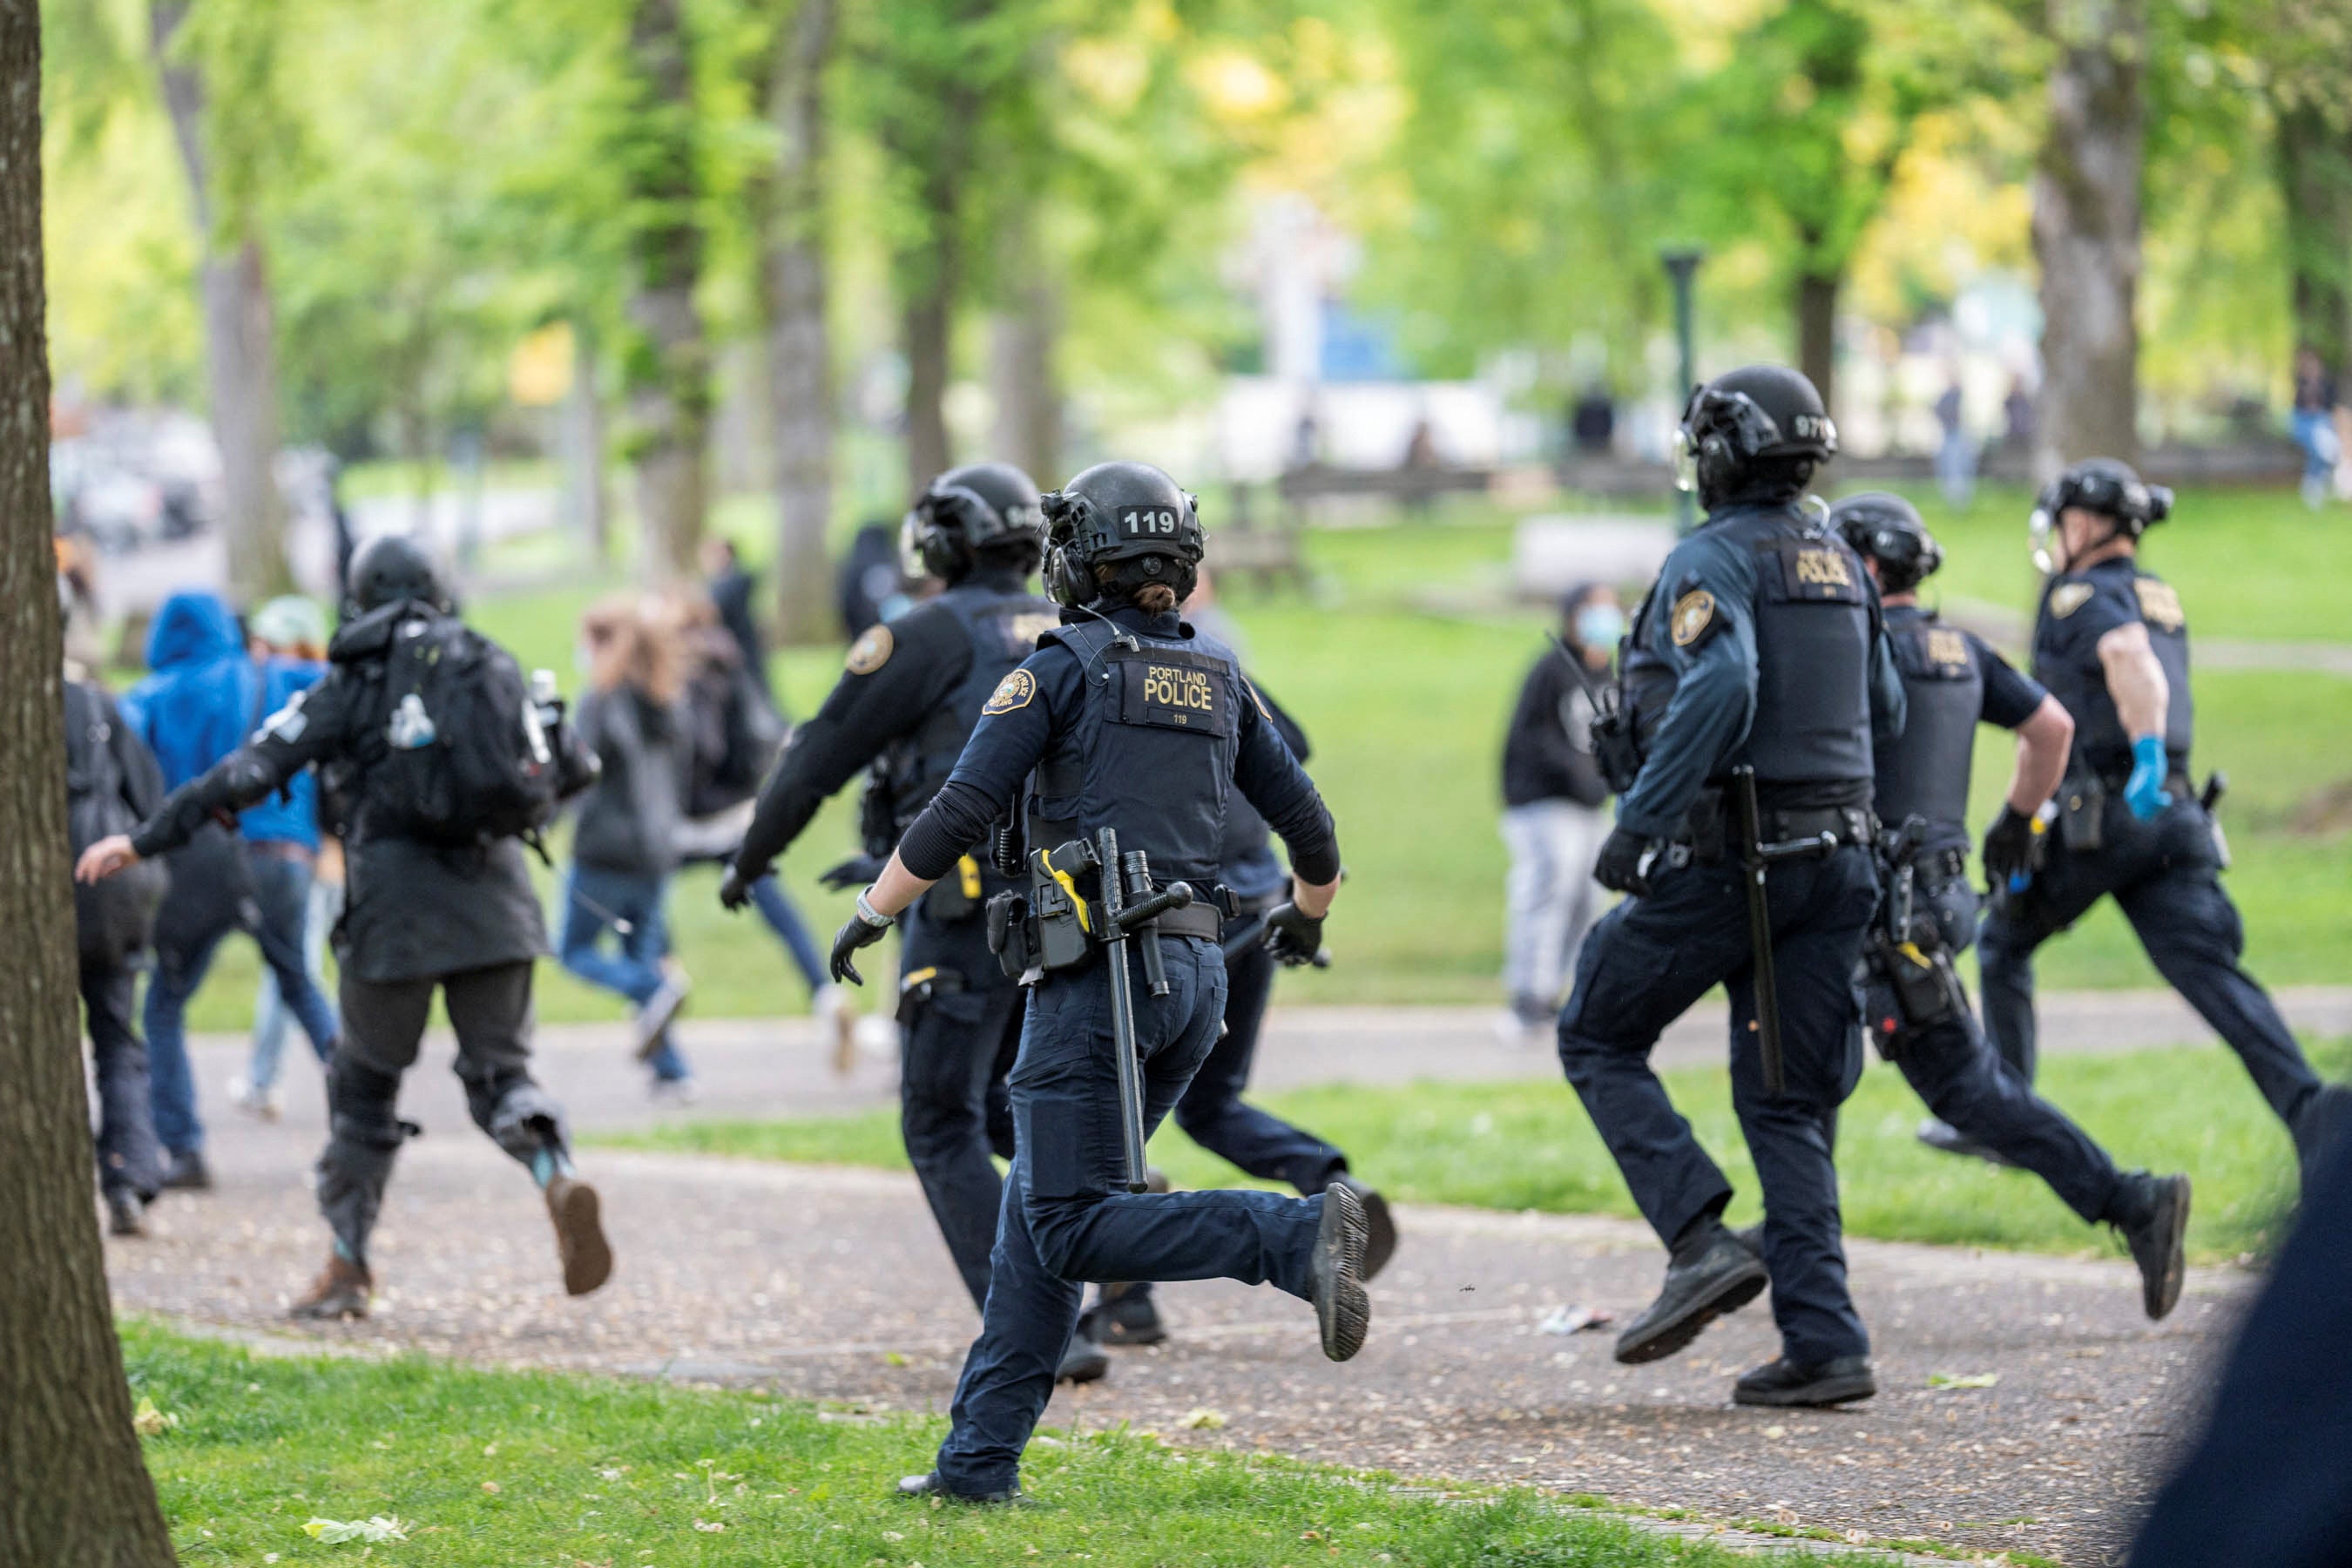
[
  {"x1": 1864, "y1": 878, "x2": 2122, "y2": 1224},
  {"x1": 898, "y1": 897, "x2": 1023, "y2": 1313},
  {"x1": 1558, "y1": 844, "x2": 1878, "y2": 1366},
  {"x1": 1170, "y1": 937, "x2": 1348, "y2": 1193},
  {"x1": 1978, "y1": 798, "x2": 2343, "y2": 1158},
  {"x1": 934, "y1": 937, "x2": 1326, "y2": 1497}
]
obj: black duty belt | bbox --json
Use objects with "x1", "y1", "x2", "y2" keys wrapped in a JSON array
[{"x1": 1147, "y1": 902, "x2": 1225, "y2": 942}]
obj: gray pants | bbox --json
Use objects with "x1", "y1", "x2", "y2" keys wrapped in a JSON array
[
  {"x1": 1501, "y1": 799, "x2": 1608, "y2": 1010},
  {"x1": 318, "y1": 961, "x2": 567, "y2": 1267}
]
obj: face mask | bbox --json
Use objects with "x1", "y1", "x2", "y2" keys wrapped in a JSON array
[{"x1": 1573, "y1": 605, "x2": 1625, "y2": 650}]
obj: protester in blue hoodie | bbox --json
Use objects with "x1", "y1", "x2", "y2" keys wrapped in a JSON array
[
  {"x1": 119, "y1": 590, "x2": 341, "y2": 1190},
  {"x1": 230, "y1": 596, "x2": 341, "y2": 1120}
]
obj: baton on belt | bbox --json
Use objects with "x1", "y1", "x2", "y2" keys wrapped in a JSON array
[
  {"x1": 1092, "y1": 828, "x2": 1196, "y2": 1193},
  {"x1": 1730, "y1": 766, "x2": 1842, "y2": 1098}
]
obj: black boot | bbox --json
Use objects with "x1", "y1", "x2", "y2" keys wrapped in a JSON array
[
  {"x1": 1056, "y1": 1315, "x2": 1110, "y2": 1384},
  {"x1": 1089, "y1": 1282, "x2": 1167, "y2": 1347},
  {"x1": 1614, "y1": 1216, "x2": 1768, "y2": 1366},
  {"x1": 160, "y1": 1148, "x2": 213, "y2": 1192},
  {"x1": 1328, "y1": 1174, "x2": 1397, "y2": 1280},
  {"x1": 2109, "y1": 1171, "x2": 2192, "y2": 1321},
  {"x1": 1734, "y1": 1355, "x2": 1877, "y2": 1408},
  {"x1": 1310, "y1": 1178, "x2": 1372, "y2": 1362},
  {"x1": 896, "y1": 1472, "x2": 1020, "y2": 1505},
  {"x1": 105, "y1": 1189, "x2": 147, "y2": 1238}
]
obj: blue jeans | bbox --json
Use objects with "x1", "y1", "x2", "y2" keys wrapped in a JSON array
[
  {"x1": 750, "y1": 874, "x2": 827, "y2": 994},
  {"x1": 558, "y1": 864, "x2": 690, "y2": 1081},
  {"x1": 250, "y1": 869, "x2": 342, "y2": 1092},
  {"x1": 146, "y1": 844, "x2": 344, "y2": 1155},
  {"x1": 933, "y1": 939, "x2": 1326, "y2": 1497}
]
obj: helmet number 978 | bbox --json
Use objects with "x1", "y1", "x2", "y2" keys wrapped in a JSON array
[{"x1": 1120, "y1": 507, "x2": 1180, "y2": 537}]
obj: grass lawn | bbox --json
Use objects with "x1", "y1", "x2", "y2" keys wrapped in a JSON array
[
  {"x1": 127, "y1": 1323, "x2": 1885, "y2": 1568},
  {"x1": 601, "y1": 1037, "x2": 2348, "y2": 1266},
  {"x1": 170, "y1": 483, "x2": 2352, "y2": 1028}
]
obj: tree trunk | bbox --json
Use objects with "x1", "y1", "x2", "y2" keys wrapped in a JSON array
[
  {"x1": 1794, "y1": 265, "x2": 1840, "y2": 419},
  {"x1": 2276, "y1": 98, "x2": 2352, "y2": 382},
  {"x1": 0, "y1": 3, "x2": 178, "y2": 1559},
  {"x1": 990, "y1": 267, "x2": 1062, "y2": 485},
  {"x1": 2031, "y1": 0, "x2": 2145, "y2": 475},
  {"x1": 152, "y1": 0, "x2": 289, "y2": 600},
  {"x1": 621, "y1": 0, "x2": 711, "y2": 581},
  {"x1": 895, "y1": 89, "x2": 976, "y2": 497},
  {"x1": 755, "y1": 0, "x2": 837, "y2": 645}
]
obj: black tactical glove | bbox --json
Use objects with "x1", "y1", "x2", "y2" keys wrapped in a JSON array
[
  {"x1": 1262, "y1": 901, "x2": 1326, "y2": 968},
  {"x1": 1981, "y1": 805, "x2": 2047, "y2": 890},
  {"x1": 819, "y1": 854, "x2": 886, "y2": 892},
  {"x1": 717, "y1": 862, "x2": 762, "y2": 912},
  {"x1": 1592, "y1": 824, "x2": 1657, "y2": 896},
  {"x1": 829, "y1": 892, "x2": 895, "y2": 985}
]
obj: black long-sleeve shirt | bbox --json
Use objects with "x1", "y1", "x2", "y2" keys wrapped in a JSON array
[{"x1": 894, "y1": 604, "x2": 1341, "y2": 886}]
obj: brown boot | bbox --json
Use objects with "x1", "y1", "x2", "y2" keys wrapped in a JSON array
[
  {"x1": 546, "y1": 1175, "x2": 613, "y2": 1297},
  {"x1": 289, "y1": 1253, "x2": 373, "y2": 1321}
]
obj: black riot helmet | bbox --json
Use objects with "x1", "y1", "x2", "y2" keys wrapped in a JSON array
[
  {"x1": 899, "y1": 461, "x2": 1044, "y2": 583},
  {"x1": 1830, "y1": 491, "x2": 1943, "y2": 594},
  {"x1": 346, "y1": 533, "x2": 450, "y2": 614},
  {"x1": 1037, "y1": 460, "x2": 1205, "y2": 608},
  {"x1": 1674, "y1": 364, "x2": 1838, "y2": 511},
  {"x1": 2029, "y1": 457, "x2": 2172, "y2": 572}
]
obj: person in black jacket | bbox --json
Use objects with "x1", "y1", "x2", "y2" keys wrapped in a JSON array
[
  {"x1": 1497, "y1": 582, "x2": 1623, "y2": 1037},
  {"x1": 64, "y1": 660, "x2": 171, "y2": 1238},
  {"x1": 77, "y1": 536, "x2": 608, "y2": 1321}
]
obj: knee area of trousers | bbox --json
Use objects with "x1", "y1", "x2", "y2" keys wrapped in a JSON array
[
  {"x1": 1021, "y1": 1193, "x2": 1101, "y2": 1280},
  {"x1": 327, "y1": 1060, "x2": 402, "y2": 1121}
]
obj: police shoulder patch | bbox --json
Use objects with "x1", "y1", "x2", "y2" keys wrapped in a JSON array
[
  {"x1": 1245, "y1": 680, "x2": 1271, "y2": 720},
  {"x1": 1670, "y1": 589, "x2": 1718, "y2": 648},
  {"x1": 2133, "y1": 578, "x2": 2186, "y2": 632},
  {"x1": 983, "y1": 668, "x2": 1037, "y2": 716},
  {"x1": 1925, "y1": 628, "x2": 1970, "y2": 669},
  {"x1": 2048, "y1": 583, "x2": 2095, "y2": 619},
  {"x1": 845, "y1": 625, "x2": 895, "y2": 675}
]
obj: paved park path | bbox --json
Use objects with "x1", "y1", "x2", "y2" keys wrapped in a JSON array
[{"x1": 111, "y1": 992, "x2": 2346, "y2": 1565}]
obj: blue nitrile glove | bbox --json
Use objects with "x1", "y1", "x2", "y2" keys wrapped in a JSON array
[{"x1": 2124, "y1": 735, "x2": 2173, "y2": 821}]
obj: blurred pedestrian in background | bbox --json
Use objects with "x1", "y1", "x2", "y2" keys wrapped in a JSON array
[
  {"x1": 63, "y1": 596, "x2": 170, "y2": 1238},
  {"x1": 700, "y1": 535, "x2": 772, "y2": 701},
  {"x1": 560, "y1": 595, "x2": 696, "y2": 1099},
  {"x1": 1935, "y1": 372, "x2": 1976, "y2": 509},
  {"x1": 1497, "y1": 582, "x2": 1621, "y2": 1041},
  {"x1": 839, "y1": 522, "x2": 909, "y2": 639},
  {"x1": 120, "y1": 590, "x2": 341, "y2": 1192},
  {"x1": 670, "y1": 586, "x2": 855, "y2": 1060},
  {"x1": 231, "y1": 594, "x2": 341, "y2": 1122},
  {"x1": 2291, "y1": 346, "x2": 2342, "y2": 510}
]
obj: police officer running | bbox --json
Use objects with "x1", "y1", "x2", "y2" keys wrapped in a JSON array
[
  {"x1": 1977, "y1": 461, "x2": 2351, "y2": 1165},
  {"x1": 77, "y1": 537, "x2": 610, "y2": 1319},
  {"x1": 1565, "y1": 365, "x2": 1902, "y2": 1409},
  {"x1": 826, "y1": 460, "x2": 1364, "y2": 1504},
  {"x1": 1831, "y1": 492, "x2": 2190, "y2": 1318},
  {"x1": 720, "y1": 463, "x2": 1086, "y2": 1362}
]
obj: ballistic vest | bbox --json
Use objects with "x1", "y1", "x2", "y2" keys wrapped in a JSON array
[
  {"x1": 869, "y1": 578, "x2": 1058, "y2": 842},
  {"x1": 1024, "y1": 617, "x2": 1245, "y2": 887},
  {"x1": 2031, "y1": 558, "x2": 2193, "y2": 781},
  {"x1": 1876, "y1": 605, "x2": 1982, "y2": 849},
  {"x1": 1726, "y1": 509, "x2": 1877, "y2": 789}
]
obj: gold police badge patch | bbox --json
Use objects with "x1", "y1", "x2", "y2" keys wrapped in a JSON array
[
  {"x1": 1670, "y1": 589, "x2": 1717, "y2": 647},
  {"x1": 2133, "y1": 578, "x2": 2186, "y2": 632},
  {"x1": 983, "y1": 668, "x2": 1037, "y2": 715},
  {"x1": 2048, "y1": 583, "x2": 2094, "y2": 618},
  {"x1": 846, "y1": 625, "x2": 895, "y2": 675}
]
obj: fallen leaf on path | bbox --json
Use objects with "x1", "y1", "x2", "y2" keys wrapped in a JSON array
[
  {"x1": 1538, "y1": 1304, "x2": 1615, "y2": 1336},
  {"x1": 1180, "y1": 1408, "x2": 1227, "y2": 1430},
  {"x1": 1929, "y1": 1371, "x2": 2000, "y2": 1390}
]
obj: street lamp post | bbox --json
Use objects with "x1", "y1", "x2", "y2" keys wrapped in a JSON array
[{"x1": 1661, "y1": 248, "x2": 1704, "y2": 532}]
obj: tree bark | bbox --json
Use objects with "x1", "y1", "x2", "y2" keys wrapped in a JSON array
[
  {"x1": 893, "y1": 87, "x2": 977, "y2": 497},
  {"x1": 754, "y1": 0, "x2": 837, "y2": 644},
  {"x1": 152, "y1": 0, "x2": 290, "y2": 600},
  {"x1": 2031, "y1": 0, "x2": 2146, "y2": 475},
  {"x1": 621, "y1": 0, "x2": 712, "y2": 581},
  {"x1": 2276, "y1": 97, "x2": 2352, "y2": 382},
  {"x1": 560, "y1": 317, "x2": 612, "y2": 558},
  {"x1": 990, "y1": 261, "x2": 1062, "y2": 484},
  {"x1": 1794, "y1": 263, "x2": 1840, "y2": 419},
  {"x1": 0, "y1": 3, "x2": 178, "y2": 1560}
]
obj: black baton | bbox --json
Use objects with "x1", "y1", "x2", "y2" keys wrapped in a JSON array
[{"x1": 1731, "y1": 766, "x2": 1786, "y2": 1098}]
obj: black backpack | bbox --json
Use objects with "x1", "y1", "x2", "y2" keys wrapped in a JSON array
[
  {"x1": 64, "y1": 682, "x2": 167, "y2": 967},
  {"x1": 371, "y1": 613, "x2": 564, "y2": 847}
]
